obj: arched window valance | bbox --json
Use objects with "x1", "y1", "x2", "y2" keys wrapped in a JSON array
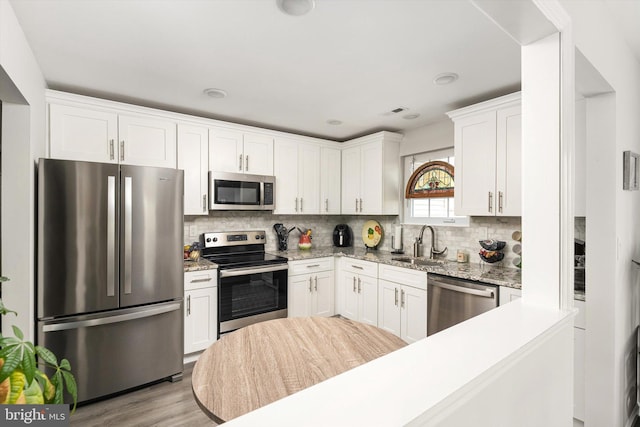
[{"x1": 405, "y1": 160, "x2": 454, "y2": 199}]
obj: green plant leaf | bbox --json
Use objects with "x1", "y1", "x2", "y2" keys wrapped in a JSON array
[
  {"x1": 60, "y1": 358, "x2": 71, "y2": 371},
  {"x1": 20, "y1": 347, "x2": 37, "y2": 386},
  {"x1": 61, "y1": 370, "x2": 77, "y2": 413},
  {"x1": 52, "y1": 371, "x2": 63, "y2": 404},
  {"x1": 0, "y1": 300, "x2": 17, "y2": 317},
  {"x1": 0, "y1": 347, "x2": 24, "y2": 384},
  {"x1": 7, "y1": 370, "x2": 26, "y2": 404},
  {"x1": 11, "y1": 326, "x2": 23, "y2": 340},
  {"x1": 23, "y1": 377, "x2": 44, "y2": 404},
  {"x1": 35, "y1": 346, "x2": 57, "y2": 366},
  {"x1": 35, "y1": 370, "x2": 55, "y2": 402}
]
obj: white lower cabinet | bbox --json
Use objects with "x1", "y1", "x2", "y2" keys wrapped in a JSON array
[
  {"x1": 339, "y1": 259, "x2": 378, "y2": 326},
  {"x1": 499, "y1": 286, "x2": 522, "y2": 305},
  {"x1": 288, "y1": 258, "x2": 335, "y2": 318},
  {"x1": 184, "y1": 269, "x2": 218, "y2": 354},
  {"x1": 377, "y1": 264, "x2": 427, "y2": 343}
]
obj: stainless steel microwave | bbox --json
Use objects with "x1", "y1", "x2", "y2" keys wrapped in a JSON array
[{"x1": 208, "y1": 171, "x2": 275, "y2": 210}]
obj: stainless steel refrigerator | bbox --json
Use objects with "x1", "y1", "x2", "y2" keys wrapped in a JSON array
[{"x1": 37, "y1": 158, "x2": 184, "y2": 403}]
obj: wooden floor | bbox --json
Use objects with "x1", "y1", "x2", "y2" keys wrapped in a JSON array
[{"x1": 71, "y1": 363, "x2": 216, "y2": 426}]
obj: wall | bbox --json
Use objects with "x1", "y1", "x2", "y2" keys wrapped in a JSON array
[
  {"x1": 0, "y1": 1, "x2": 47, "y2": 339},
  {"x1": 559, "y1": 1, "x2": 640, "y2": 425}
]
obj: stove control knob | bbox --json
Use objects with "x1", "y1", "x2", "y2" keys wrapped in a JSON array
[
  {"x1": 212, "y1": 237, "x2": 218, "y2": 242},
  {"x1": 255, "y1": 235, "x2": 260, "y2": 240},
  {"x1": 206, "y1": 237, "x2": 211, "y2": 243}
]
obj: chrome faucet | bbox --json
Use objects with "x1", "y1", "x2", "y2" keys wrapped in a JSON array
[{"x1": 418, "y1": 225, "x2": 447, "y2": 259}]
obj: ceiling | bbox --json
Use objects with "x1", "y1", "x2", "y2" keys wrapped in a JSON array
[{"x1": 10, "y1": 0, "x2": 523, "y2": 141}]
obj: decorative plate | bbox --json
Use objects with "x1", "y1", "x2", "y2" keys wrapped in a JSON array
[{"x1": 362, "y1": 220, "x2": 383, "y2": 248}]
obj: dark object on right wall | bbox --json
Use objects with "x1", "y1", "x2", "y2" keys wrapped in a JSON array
[{"x1": 333, "y1": 224, "x2": 353, "y2": 247}]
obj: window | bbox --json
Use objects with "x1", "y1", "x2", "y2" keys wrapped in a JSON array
[{"x1": 403, "y1": 148, "x2": 468, "y2": 226}]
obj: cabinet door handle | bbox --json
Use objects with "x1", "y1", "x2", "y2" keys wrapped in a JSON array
[
  {"x1": 295, "y1": 197, "x2": 299, "y2": 212},
  {"x1": 401, "y1": 289, "x2": 405, "y2": 308},
  {"x1": 239, "y1": 154, "x2": 243, "y2": 172},
  {"x1": 353, "y1": 277, "x2": 357, "y2": 292},
  {"x1": 309, "y1": 277, "x2": 313, "y2": 292},
  {"x1": 314, "y1": 276, "x2": 318, "y2": 291},
  {"x1": 359, "y1": 198, "x2": 363, "y2": 212},
  {"x1": 203, "y1": 195, "x2": 207, "y2": 212},
  {"x1": 109, "y1": 139, "x2": 115, "y2": 160},
  {"x1": 395, "y1": 287, "x2": 399, "y2": 306},
  {"x1": 120, "y1": 140, "x2": 125, "y2": 161},
  {"x1": 245, "y1": 155, "x2": 249, "y2": 171},
  {"x1": 498, "y1": 191, "x2": 504, "y2": 213},
  {"x1": 325, "y1": 198, "x2": 329, "y2": 212},
  {"x1": 300, "y1": 198, "x2": 303, "y2": 212},
  {"x1": 357, "y1": 278, "x2": 361, "y2": 293},
  {"x1": 488, "y1": 191, "x2": 493, "y2": 213},
  {"x1": 187, "y1": 294, "x2": 191, "y2": 316}
]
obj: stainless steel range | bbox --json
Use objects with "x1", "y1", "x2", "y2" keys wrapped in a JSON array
[{"x1": 200, "y1": 230, "x2": 288, "y2": 336}]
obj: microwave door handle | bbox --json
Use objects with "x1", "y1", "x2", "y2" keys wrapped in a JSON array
[
  {"x1": 219, "y1": 264, "x2": 288, "y2": 278},
  {"x1": 260, "y1": 182, "x2": 265, "y2": 207}
]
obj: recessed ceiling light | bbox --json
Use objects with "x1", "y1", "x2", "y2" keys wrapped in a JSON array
[
  {"x1": 203, "y1": 88, "x2": 227, "y2": 99},
  {"x1": 276, "y1": 0, "x2": 315, "y2": 16},
  {"x1": 433, "y1": 72, "x2": 459, "y2": 85},
  {"x1": 403, "y1": 113, "x2": 420, "y2": 120},
  {"x1": 327, "y1": 119, "x2": 342, "y2": 125}
]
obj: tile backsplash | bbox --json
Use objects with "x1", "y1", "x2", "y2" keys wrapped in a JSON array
[
  {"x1": 185, "y1": 213, "x2": 585, "y2": 271},
  {"x1": 184, "y1": 213, "x2": 522, "y2": 268}
]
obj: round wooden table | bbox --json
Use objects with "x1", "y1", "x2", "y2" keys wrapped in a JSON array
[{"x1": 192, "y1": 317, "x2": 407, "y2": 423}]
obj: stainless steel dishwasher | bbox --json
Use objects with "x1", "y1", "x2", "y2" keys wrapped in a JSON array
[{"x1": 427, "y1": 273, "x2": 499, "y2": 336}]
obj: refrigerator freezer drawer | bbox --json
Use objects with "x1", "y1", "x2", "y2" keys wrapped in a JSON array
[{"x1": 38, "y1": 301, "x2": 183, "y2": 403}]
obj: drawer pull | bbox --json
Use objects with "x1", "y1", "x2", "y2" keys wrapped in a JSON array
[
  {"x1": 351, "y1": 265, "x2": 364, "y2": 270},
  {"x1": 190, "y1": 277, "x2": 213, "y2": 283},
  {"x1": 306, "y1": 264, "x2": 320, "y2": 268}
]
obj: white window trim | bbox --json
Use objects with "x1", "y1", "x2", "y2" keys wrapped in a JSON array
[{"x1": 402, "y1": 149, "x2": 469, "y2": 227}]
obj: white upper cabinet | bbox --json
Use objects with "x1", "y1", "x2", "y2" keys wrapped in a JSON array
[
  {"x1": 49, "y1": 103, "x2": 119, "y2": 163},
  {"x1": 273, "y1": 138, "x2": 320, "y2": 214},
  {"x1": 178, "y1": 124, "x2": 209, "y2": 215},
  {"x1": 118, "y1": 114, "x2": 177, "y2": 168},
  {"x1": 320, "y1": 147, "x2": 341, "y2": 214},
  {"x1": 48, "y1": 93, "x2": 177, "y2": 168},
  {"x1": 448, "y1": 92, "x2": 521, "y2": 216},
  {"x1": 341, "y1": 131, "x2": 402, "y2": 215},
  {"x1": 209, "y1": 128, "x2": 274, "y2": 175}
]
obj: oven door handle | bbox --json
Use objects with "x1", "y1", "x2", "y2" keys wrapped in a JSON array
[{"x1": 220, "y1": 264, "x2": 288, "y2": 278}]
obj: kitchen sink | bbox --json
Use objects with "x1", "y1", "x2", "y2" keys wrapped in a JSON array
[{"x1": 391, "y1": 257, "x2": 444, "y2": 267}]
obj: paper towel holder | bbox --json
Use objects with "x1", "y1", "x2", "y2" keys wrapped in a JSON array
[{"x1": 391, "y1": 225, "x2": 404, "y2": 254}]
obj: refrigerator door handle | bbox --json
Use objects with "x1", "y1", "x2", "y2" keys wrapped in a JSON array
[
  {"x1": 124, "y1": 176, "x2": 133, "y2": 294},
  {"x1": 107, "y1": 175, "x2": 116, "y2": 297},
  {"x1": 41, "y1": 302, "x2": 182, "y2": 333}
]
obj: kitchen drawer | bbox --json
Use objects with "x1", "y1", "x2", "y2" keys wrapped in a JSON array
[
  {"x1": 184, "y1": 270, "x2": 217, "y2": 291},
  {"x1": 341, "y1": 258, "x2": 378, "y2": 278},
  {"x1": 574, "y1": 299, "x2": 586, "y2": 330},
  {"x1": 289, "y1": 257, "x2": 334, "y2": 276},
  {"x1": 378, "y1": 263, "x2": 427, "y2": 291}
]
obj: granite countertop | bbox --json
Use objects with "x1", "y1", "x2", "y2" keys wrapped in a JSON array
[
  {"x1": 271, "y1": 246, "x2": 522, "y2": 289},
  {"x1": 183, "y1": 257, "x2": 218, "y2": 272}
]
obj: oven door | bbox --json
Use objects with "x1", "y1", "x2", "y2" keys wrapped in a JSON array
[{"x1": 218, "y1": 264, "x2": 288, "y2": 335}]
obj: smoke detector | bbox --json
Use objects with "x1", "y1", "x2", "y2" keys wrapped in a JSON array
[{"x1": 203, "y1": 88, "x2": 227, "y2": 99}]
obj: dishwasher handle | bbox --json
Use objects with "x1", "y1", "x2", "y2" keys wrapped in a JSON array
[{"x1": 429, "y1": 278, "x2": 495, "y2": 299}]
